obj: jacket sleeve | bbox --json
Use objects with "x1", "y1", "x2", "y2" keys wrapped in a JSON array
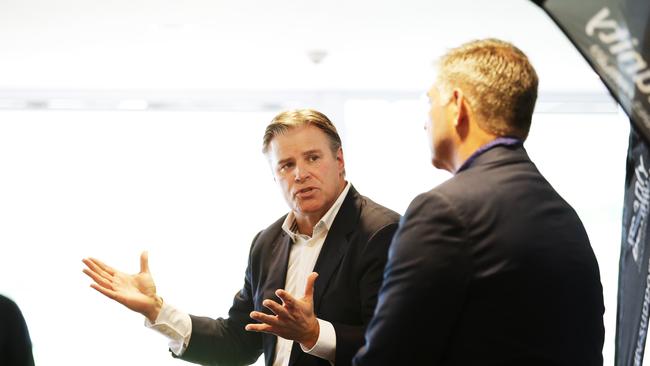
[
  {"x1": 353, "y1": 192, "x2": 471, "y2": 366},
  {"x1": 175, "y1": 233, "x2": 264, "y2": 366},
  {"x1": 332, "y1": 222, "x2": 399, "y2": 366}
]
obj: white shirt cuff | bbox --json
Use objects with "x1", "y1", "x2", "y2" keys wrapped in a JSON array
[
  {"x1": 300, "y1": 318, "x2": 336, "y2": 363},
  {"x1": 144, "y1": 301, "x2": 192, "y2": 356}
]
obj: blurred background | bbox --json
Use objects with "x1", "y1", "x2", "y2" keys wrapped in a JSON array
[{"x1": 0, "y1": 0, "x2": 629, "y2": 365}]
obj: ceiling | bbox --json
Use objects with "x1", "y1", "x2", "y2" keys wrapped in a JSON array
[{"x1": 0, "y1": 0, "x2": 611, "y2": 106}]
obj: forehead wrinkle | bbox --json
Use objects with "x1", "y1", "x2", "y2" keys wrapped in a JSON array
[
  {"x1": 302, "y1": 149, "x2": 322, "y2": 156},
  {"x1": 274, "y1": 148, "x2": 323, "y2": 166}
]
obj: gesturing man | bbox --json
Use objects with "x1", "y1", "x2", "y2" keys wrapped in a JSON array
[{"x1": 84, "y1": 109, "x2": 400, "y2": 366}]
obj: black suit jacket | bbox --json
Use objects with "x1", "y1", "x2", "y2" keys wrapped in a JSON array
[
  {"x1": 178, "y1": 186, "x2": 399, "y2": 366},
  {"x1": 354, "y1": 145, "x2": 605, "y2": 366},
  {"x1": 0, "y1": 295, "x2": 35, "y2": 366}
]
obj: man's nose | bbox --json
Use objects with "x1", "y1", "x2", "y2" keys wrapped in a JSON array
[{"x1": 294, "y1": 163, "x2": 310, "y2": 182}]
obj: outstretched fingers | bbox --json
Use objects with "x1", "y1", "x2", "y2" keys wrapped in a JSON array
[
  {"x1": 249, "y1": 311, "x2": 280, "y2": 327},
  {"x1": 275, "y1": 289, "x2": 297, "y2": 309},
  {"x1": 244, "y1": 322, "x2": 273, "y2": 333},
  {"x1": 82, "y1": 267, "x2": 113, "y2": 290},
  {"x1": 82, "y1": 258, "x2": 111, "y2": 281},
  {"x1": 86, "y1": 257, "x2": 116, "y2": 276},
  {"x1": 263, "y1": 299, "x2": 289, "y2": 318}
]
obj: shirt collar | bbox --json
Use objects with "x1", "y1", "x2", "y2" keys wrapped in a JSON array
[
  {"x1": 456, "y1": 137, "x2": 523, "y2": 173},
  {"x1": 281, "y1": 181, "x2": 352, "y2": 241}
]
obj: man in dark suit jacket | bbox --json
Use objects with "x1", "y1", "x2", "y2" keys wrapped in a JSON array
[
  {"x1": 83, "y1": 109, "x2": 399, "y2": 366},
  {"x1": 183, "y1": 185, "x2": 398, "y2": 366},
  {"x1": 353, "y1": 39, "x2": 605, "y2": 366}
]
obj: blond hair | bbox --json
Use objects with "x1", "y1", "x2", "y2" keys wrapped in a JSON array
[{"x1": 436, "y1": 38, "x2": 538, "y2": 139}]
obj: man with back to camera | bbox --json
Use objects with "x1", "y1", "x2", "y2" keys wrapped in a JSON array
[
  {"x1": 82, "y1": 109, "x2": 400, "y2": 366},
  {"x1": 353, "y1": 39, "x2": 605, "y2": 365}
]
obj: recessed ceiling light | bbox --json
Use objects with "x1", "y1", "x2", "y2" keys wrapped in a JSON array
[{"x1": 306, "y1": 49, "x2": 328, "y2": 64}]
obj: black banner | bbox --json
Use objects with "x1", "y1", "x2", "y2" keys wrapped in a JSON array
[
  {"x1": 532, "y1": 0, "x2": 650, "y2": 142},
  {"x1": 531, "y1": 1, "x2": 650, "y2": 365},
  {"x1": 620, "y1": 126, "x2": 650, "y2": 366}
]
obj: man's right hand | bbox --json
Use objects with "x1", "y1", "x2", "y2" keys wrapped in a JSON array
[{"x1": 82, "y1": 251, "x2": 163, "y2": 323}]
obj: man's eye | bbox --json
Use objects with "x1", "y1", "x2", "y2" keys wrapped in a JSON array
[
  {"x1": 280, "y1": 162, "x2": 294, "y2": 171},
  {"x1": 308, "y1": 155, "x2": 319, "y2": 162}
]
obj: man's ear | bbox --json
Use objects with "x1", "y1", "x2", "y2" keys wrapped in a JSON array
[
  {"x1": 452, "y1": 89, "x2": 470, "y2": 139},
  {"x1": 336, "y1": 147, "x2": 345, "y2": 173}
]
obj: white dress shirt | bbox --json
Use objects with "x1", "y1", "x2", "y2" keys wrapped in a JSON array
[{"x1": 147, "y1": 182, "x2": 351, "y2": 366}]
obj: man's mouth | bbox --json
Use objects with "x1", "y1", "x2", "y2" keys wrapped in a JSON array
[{"x1": 295, "y1": 187, "x2": 317, "y2": 198}]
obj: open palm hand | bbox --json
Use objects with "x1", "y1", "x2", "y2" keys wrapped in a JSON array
[{"x1": 82, "y1": 251, "x2": 162, "y2": 322}]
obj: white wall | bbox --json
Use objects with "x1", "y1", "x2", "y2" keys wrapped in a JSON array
[
  {"x1": 526, "y1": 111, "x2": 630, "y2": 365},
  {"x1": 0, "y1": 110, "x2": 285, "y2": 365}
]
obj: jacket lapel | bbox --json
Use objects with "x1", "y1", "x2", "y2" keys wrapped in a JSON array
[
  {"x1": 265, "y1": 231, "x2": 292, "y2": 366},
  {"x1": 313, "y1": 186, "x2": 360, "y2": 312},
  {"x1": 311, "y1": 190, "x2": 358, "y2": 313},
  {"x1": 267, "y1": 231, "x2": 292, "y2": 294}
]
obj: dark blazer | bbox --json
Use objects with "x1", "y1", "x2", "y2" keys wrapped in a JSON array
[
  {"x1": 178, "y1": 185, "x2": 400, "y2": 366},
  {"x1": 354, "y1": 145, "x2": 605, "y2": 366},
  {"x1": 0, "y1": 295, "x2": 35, "y2": 366}
]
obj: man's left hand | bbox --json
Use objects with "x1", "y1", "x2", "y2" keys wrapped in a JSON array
[{"x1": 245, "y1": 272, "x2": 320, "y2": 349}]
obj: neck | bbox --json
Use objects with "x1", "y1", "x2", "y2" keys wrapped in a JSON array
[
  {"x1": 453, "y1": 126, "x2": 497, "y2": 173},
  {"x1": 295, "y1": 215, "x2": 318, "y2": 237}
]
